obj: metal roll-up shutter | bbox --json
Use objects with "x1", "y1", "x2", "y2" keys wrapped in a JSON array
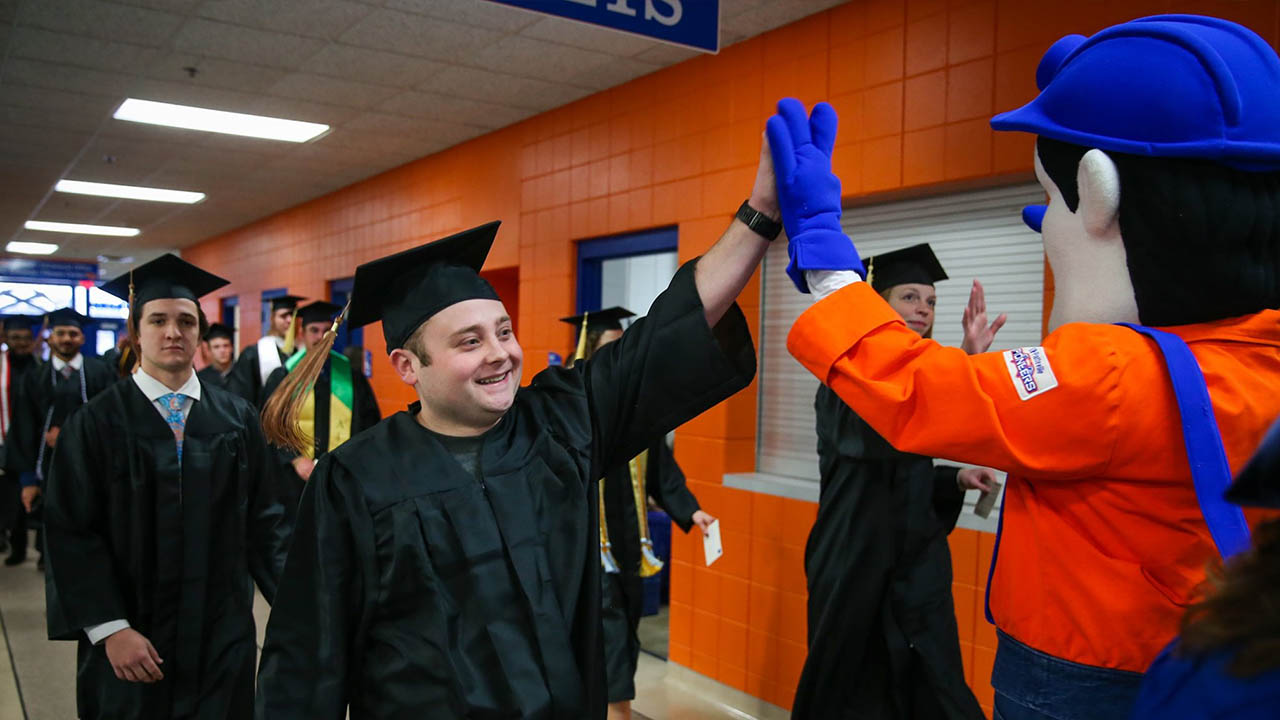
[{"x1": 749, "y1": 183, "x2": 1046, "y2": 525}]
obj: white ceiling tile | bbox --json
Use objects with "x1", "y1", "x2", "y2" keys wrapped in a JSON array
[
  {"x1": 383, "y1": 0, "x2": 539, "y2": 32},
  {"x1": 267, "y1": 72, "x2": 399, "y2": 109},
  {"x1": 8, "y1": 26, "x2": 166, "y2": 74},
  {"x1": 518, "y1": 15, "x2": 657, "y2": 56},
  {"x1": 17, "y1": 0, "x2": 183, "y2": 46},
  {"x1": 631, "y1": 43, "x2": 701, "y2": 65},
  {"x1": 171, "y1": 18, "x2": 329, "y2": 70},
  {"x1": 305, "y1": 44, "x2": 444, "y2": 87},
  {"x1": 377, "y1": 91, "x2": 528, "y2": 130},
  {"x1": 1, "y1": 103, "x2": 108, "y2": 134},
  {"x1": 338, "y1": 9, "x2": 505, "y2": 62},
  {"x1": 564, "y1": 56, "x2": 659, "y2": 91},
  {"x1": 2, "y1": 57, "x2": 140, "y2": 98},
  {"x1": 416, "y1": 66, "x2": 578, "y2": 110},
  {"x1": 142, "y1": 54, "x2": 291, "y2": 94},
  {"x1": 470, "y1": 35, "x2": 613, "y2": 82},
  {"x1": 196, "y1": 0, "x2": 376, "y2": 40}
]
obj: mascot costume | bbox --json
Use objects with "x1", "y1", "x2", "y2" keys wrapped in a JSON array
[{"x1": 772, "y1": 14, "x2": 1280, "y2": 720}]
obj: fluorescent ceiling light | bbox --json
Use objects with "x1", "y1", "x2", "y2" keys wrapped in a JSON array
[
  {"x1": 7, "y1": 242, "x2": 59, "y2": 255},
  {"x1": 114, "y1": 98, "x2": 329, "y2": 143},
  {"x1": 24, "y1": 220, "x2": 140, "y2": 237},
  {"x1": 55, "y1": 179, "x2": 205, "y2": 204}
]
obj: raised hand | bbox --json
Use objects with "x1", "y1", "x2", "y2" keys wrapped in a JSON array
[
  {"x1": 960, "y1": 280, "x2": 1008, "y2": 355},
  {"x1": 765, "y1": 98, "x2": 863, "y2": 292}
]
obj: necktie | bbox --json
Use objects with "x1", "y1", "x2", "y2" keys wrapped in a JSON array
[
  {"x1": 157, "y1": 393, "x2": 187, "y2": 463},
  {"x1": 60, "y1": 365, "x2": 73, "y2": 379}
]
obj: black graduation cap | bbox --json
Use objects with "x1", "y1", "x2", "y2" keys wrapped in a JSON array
[
  {"x1": 349, "y1": 221, "x2": 502, "y2": 353},
  {"x1": 100, "y1": 253, "x2": 229, "y2": 308},
  {"x1": 45, "y1": 307, "x2": 92, "y2": 329},
  {"x1": 203, "y1": 323, "x2": 234, "y2": 342},
  {"x1": 865, "y1": 243, "x2": 948, "y2": 293},
  {"x1": 296, "y1": 300, "x2": 343, "y2": 327},
  {"x1": 1225, "y1": 416, "x2": 1280, "y2": 509},
  {"x1": 0, "y1": 314, "x2": 41, "y2": 331},
  {"x1": 558, "y1": 307, "x2": 635, "y2": 332},
  {"x1": 270, "y1": 295, "x2": 305, "y2": 313}
]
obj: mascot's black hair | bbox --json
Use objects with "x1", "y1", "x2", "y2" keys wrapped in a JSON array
[{"x1": 1037, "y1": 136, "x2": 1280, "y2": 326}]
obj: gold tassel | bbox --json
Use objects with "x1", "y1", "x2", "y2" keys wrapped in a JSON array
[
  {"x1": 598, "y1": 479, "x2": 620, "y2": 574},
  {"x1": 631, "y1": 450, "x2": 665, "y2": 577},
  {"x1": 262, "y1": 303, "x2": 348, "y2": 452},
  {"x1": 281, "y1": 311, "x2": 300, "y2": 356},
  {"x1": 865, "y1": 256, "x2": 875, "y2": 288},
  {"x1": 570, "y1": 311, "x2": 589, "y2": 365},
  {"x1": 120, "y1": 271, "x2": 138, "y2": 377}
]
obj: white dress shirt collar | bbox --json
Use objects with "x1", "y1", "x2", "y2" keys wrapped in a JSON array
[
  {"x1": 51, "y1": 353, "x2": 83, "y2": 372},
  {"x1": 132, "y1": 366, "x2": 202, "y2": 402}
]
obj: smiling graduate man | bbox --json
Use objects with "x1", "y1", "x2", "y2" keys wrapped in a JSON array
[
  {"x1": 256, "y1": 141, "x2": 778, "y2": 718},
  {"x1": 43, "y1": 254, "x2": 290, "y2": 720}
]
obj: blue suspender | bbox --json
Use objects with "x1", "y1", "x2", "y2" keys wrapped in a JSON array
[
  {"x1": 1117, "y1": 323, "x2": 1251, "y2": 558},
  {"x1": 984, "y1": 323, "x2": 1250, "y2": 626}
]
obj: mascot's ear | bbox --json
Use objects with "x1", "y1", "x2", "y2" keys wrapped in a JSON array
[{"x1": 1077, "y1": 149, "x2": 1120, "y2": 237}]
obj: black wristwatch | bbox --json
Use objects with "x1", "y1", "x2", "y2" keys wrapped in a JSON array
[{"x1": 736, "y1": 200, "x2": 783, "y2": 241}]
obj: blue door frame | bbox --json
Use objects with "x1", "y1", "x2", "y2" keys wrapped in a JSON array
[
  {"x1": 328, "y1": 277, "x2": 363, "y2": 354},
  {"x1": 575, "y1": 226, "x2": 678, "y2": 312}
]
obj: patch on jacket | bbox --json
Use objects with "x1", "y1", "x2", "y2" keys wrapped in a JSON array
[{"x1": 1002, "y1": 347, "x2": 1058, "y2": 401}]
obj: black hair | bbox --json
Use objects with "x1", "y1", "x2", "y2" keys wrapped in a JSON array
[{"x1": 1037, "y1": 136, "x2": 1280, "y2": 326}]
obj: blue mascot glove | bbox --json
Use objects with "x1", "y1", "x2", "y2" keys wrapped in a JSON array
[{"x1": 766, "y1": 98, "x2": 865, "y2": 293}]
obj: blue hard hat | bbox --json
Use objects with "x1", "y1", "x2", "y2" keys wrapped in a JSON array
[{"x1": 991, "y1": 15, "x2": 1280, "y2": 171}]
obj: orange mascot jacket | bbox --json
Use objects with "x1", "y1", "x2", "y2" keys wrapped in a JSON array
[{"x1": 788, "y1": 281, "x2": 1280, "y2": 673}]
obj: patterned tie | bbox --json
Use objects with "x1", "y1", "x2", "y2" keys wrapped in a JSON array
[
  {"x1": 157, "y1": 393, "x2": 187, "y2": 463},
  {"x1": 60, "y1": 364, "x2": 73, "y2": 379}
]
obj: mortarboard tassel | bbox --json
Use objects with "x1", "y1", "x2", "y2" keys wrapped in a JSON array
[{"x1": 262, "y1": 302, "x2": 350, "y2": 454}]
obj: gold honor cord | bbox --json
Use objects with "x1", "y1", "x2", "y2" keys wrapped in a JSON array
[
  {"x1": 599, "y1": 478, "x2": 621, "y2": 574},
  {"x1": 631, "y1": 450, "x2": 665, "y2": 578}
]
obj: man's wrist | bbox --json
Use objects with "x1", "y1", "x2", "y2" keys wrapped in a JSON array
[{"x1": 746, "y1": 194, "x2": 780, "y2": 221}]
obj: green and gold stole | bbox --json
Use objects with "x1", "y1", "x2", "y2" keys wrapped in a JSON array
[{"x1": 284, "y1": 349, "x2": 354, "y2": 459}]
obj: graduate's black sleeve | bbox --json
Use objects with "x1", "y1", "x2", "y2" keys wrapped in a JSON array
[
  {"x1": 43, "y1": 406, "x2": 127, "y2": 640},
  {"x1": 226, "y1": 346, "x2": 260, "y2": 406},
  {"x1": 5, "y1": 368, "x2": 40, "y2": 477},
  {"x1": 243, "y1": 408, "x2": 290, "y2": 604},
  {"x1": 931, "y1": 465, "x2": 965, "y2": 534},
  {"x1": 256, "y1": 457, "x2": 366, "y2": 719},
  {"x1": 583, "y1": 258, "x2": 756, "y2": 478},
  {"x1": 352, "y1": 371, "x2": 381, "y2": 433},
  {"x1": 647, "y1": 440, "x2": 700, "y2": 533}
]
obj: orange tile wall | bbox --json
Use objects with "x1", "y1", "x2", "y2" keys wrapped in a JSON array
[{"x1": 184, "y1": 1, "x2": 1280, "y2": 715}]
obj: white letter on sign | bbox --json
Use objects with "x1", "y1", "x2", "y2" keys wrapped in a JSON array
[
  {"x1": 606, "y1": 0, "x2": 638, "y2": 16},
  {"x1": 644, "y1": 0, "x2": 682, "y2": 26}
]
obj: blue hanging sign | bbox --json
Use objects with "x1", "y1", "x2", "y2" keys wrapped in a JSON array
[
  {"x1": 0, "y1": 258, "x2": 99, "y2": 283},
  {"x1": 485, "y1": 0, "x2": 719, "y2": 53}
]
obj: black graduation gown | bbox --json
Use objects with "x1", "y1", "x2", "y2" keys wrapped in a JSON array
[
  {"x1": 7, "y1": 356, "x2": 117, "y2": 484},
  {"x1": 256, "y1": 258, "x2": 756, "y2": 720},
  {"x1": 792, "y1": 385, "x2": 984, "y2": 720},
  {"x1": 261, "y1": 356, "x2": 382, "y2": 520},
  {"x1": 196, "y1": 365, "x2": 231, "y2": 391},
  {"x1": 0, "y1": 352, "x2": 36, "y2": 530},
  {"x1": 43, "y1": 380, "x2": 290, "y2": 720},
  {"x1": 226, "y1": 341, "x2": 287, "y2": 408},
  {"x1": 600, "y1": 439, "x2": 698, "y2": 700}
]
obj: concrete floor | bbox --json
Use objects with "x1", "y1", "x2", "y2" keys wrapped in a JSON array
[{"x1": 0, "y1": 535, "x2": 785, "y2": 720}]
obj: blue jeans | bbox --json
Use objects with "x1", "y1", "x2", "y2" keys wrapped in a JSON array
[{"x1": 991, "y1": 631, "x2": 1144, "y2": 720}]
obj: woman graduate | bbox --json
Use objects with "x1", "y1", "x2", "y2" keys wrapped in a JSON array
[
  {"x1": 42, "y1": 254, "x2": 290, "y2": 720},
  {"x1": 256, "y1": 191, "x2": 770, "y2": 718},
  {"x1": 562, "y1": 307, "x2": 716, "y2": 720},
  {"x1": 795, "y1": 244, "x2": 1000, "y2": 720}
]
